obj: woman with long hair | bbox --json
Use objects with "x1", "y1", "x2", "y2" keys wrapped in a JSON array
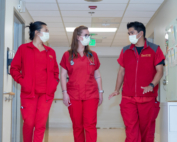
[
  {"x1": 60, "y1": 26, "x2": 103, "y2": 142},
  {"x1": 10, "y1": 21, "x2": 59, "y2": 142}
]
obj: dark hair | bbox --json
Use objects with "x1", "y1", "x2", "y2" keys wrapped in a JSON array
[
  {"x1": 127, "y1": 21, "x2": 146, "y2": 38},
  {"x1": 26, "y1": 21, "x2": 47, "y2": 40},
  {"x1": 69, "y1": 25, "x2": 92, "y2": 61}
]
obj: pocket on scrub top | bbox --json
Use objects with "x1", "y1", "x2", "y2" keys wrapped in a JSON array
[
  {"x1": 49, "y1": 78, "x2": 59, "y2": 95},
  {"x1": 20, "y1": 78, "x2": 32, "y2": 94},
  {"x1": 67, "y1": 83, "x2": 79, "y2": 98},
  {"x1": 85, "y1": 84, "x2": 98, "y2": 99}
]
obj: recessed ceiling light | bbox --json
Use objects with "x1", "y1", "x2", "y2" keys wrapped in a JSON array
[
  {"x1": 102, "y1": 23, "x2": 110, "y2": 26},
  {"x1": 66, "y1": 27, "x2": 117, "y2": 32}
]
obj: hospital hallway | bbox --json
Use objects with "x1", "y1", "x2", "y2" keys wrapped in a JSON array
[
  {"x1": 48, "y1": 128, "x2": 126, "y2": 142},
  {"x1": 1, "y1": 0, "x2": 177, "y2": 142}
]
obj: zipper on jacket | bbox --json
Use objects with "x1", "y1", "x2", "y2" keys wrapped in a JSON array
[
  {"x1": 134, "y1": 47, "x2": 145, "y2": 97},
  {"x1": 135, "y1": 59, "x2": 139, "y2": 97}
]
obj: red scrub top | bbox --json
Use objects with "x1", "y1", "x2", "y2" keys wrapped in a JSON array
[
  {"x1": 34, "y1": 47, "x2": 48, "y2": 94},
  {"x1": 60, "y1": 51, "x2": 100, "y2": 100}
]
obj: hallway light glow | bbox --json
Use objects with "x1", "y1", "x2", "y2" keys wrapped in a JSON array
[{"x1": 66, "y1": 27, "x2": 117, "y2": 32}]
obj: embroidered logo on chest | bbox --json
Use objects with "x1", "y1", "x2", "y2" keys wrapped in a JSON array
[
  {"x1": 49, "y1": 55, "x2": 53, "y2": 58},
  {"x1": 141, "y1": 54, "x2": 151, "y2": 57}
]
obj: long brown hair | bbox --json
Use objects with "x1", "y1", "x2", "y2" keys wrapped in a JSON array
[{"x1": 69, "y1": 26, "x2": 92, "y2": 60}]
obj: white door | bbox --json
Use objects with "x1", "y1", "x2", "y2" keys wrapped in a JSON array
[{"x1": 11, "y1": 15, "x2": 23, "y2": 142}]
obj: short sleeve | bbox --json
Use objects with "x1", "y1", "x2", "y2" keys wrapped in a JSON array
[
  {"x1": 155, "y1": 47, "x2": 165, "y2": 66},
  {"x1": 60, "y1": 52, "x2": 68, "y2": 70},
  {"x1": 94, "y1": 52, "x2": 100, "y2": 70},
  {"x1": 117, "y1": 49, "x2": 124, "y2": 67}
]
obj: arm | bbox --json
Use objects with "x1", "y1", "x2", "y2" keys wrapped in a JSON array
[
  {"x1": 94, "y1": 69, "x2": 103, "y2": 106},
  {"x1": 10, "y1": 46, "x2": 23, "y2": 84},
  {"x1": 60, "y1": 66, "x2": 70, "y2": 107},
  {"x1": 141, "y1": 64, "x2": 164, "y2": 94},
  {"x1": 109, "y1": 66, "x2": 125, "y2": 100}
]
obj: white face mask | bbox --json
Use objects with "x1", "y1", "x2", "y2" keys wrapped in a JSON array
[
  {"x1": 39, "y1": 32, "x2": 50, "y2": 43},
  {"x1": 129, "y1": 33, "x2": 141, "y2": 44},
  {"x1": 80, "y1": 36, "x2": 90, "y2": 46}
]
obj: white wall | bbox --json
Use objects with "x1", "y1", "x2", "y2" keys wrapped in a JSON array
[
  {"x1": 49, "y1": 47, "x2": 124, "y2": 128},
  {"x1": 146, "y1": 0, "x2": 177, "y2": 141},
  {"x1": 3, "y1": 0, "x2": 33, "y2": 141}
]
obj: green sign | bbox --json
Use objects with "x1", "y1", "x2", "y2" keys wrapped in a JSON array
[{"x1": 89, "y1": 39, "x2": 96, "y2": 46}]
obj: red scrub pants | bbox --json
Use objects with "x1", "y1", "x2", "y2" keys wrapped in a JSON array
[
  {"x1": 68, "y1": 99, "x2": 99, "y2": 142},
  {"x1": 21, "y1": 93, "x2": 53, "y2": 142},
  {"x1": 120, "y1": 97, "x2": 160, "y2": 142}
]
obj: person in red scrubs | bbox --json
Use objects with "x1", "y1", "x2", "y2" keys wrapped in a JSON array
[
  {"x1": 109, "y1": 21, "x2": 165, "y2": 142},
  {"x1": 60, "y1": 25, "x2": 103, "y2": 142},
  {"x1": 10, "y1": 21, "x2": 59, "y2": 142}
]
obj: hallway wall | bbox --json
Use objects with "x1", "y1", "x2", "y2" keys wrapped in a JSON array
[
  {"x1": 2, "y1": 0, "x2": 33, "y2": 141},
  {"x1": 146, "y1": 0, "x2": 177, "y2": 141}
]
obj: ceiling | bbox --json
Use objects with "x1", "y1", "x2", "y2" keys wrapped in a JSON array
[{"x1": 24, "y1": 0, "x2": 164, "y2": 47}]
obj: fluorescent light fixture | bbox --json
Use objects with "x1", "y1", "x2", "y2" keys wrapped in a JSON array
[{"x1": 66, "y1": 27, "x2": 117, "y2": 32}]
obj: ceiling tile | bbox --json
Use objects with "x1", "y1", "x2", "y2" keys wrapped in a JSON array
[
  {"x1": 61, "y1": 11, "x2": 124, "y2": 17},
  {"x1": 25, "y1": 0, "x2": 56, "y2": 3},
  {"x1": 91, "y1": 23, "x2": 119, "y2": 28},
  {"x1": 124, "y1": 11, "x2": 155, "y2": 18},
  {"x1": 33, "y1": 17, "x2": 62, "y2": 23},
  {"x1": 57, "y1": 0, "x2": 128, "y2": 4},
  {"x1": 59, "y1": 4, "x2": 127, "y2": 11},
  {"x1": 118, "y1": 22, "x2": 127, "y2": 30},
  {"x1": 127, "y1": 4, "x2": 161, "y2": 11},
  {"x1": 64, "y1": 23, "x2": 91, "y2": 27},
  {"x1": 122, "y1": 17, "x2": 150, "y2": 23},
  {"x1": 29, "y1": 11, "x2": 60, "y2": 17},
  {"x1": 46, "y1": 23, "x2": 64, "y2": 28},
  {"x1": 130, "y1": 0, "x2": 164, "y2": 4},
  {"x1": 26, "y1": 3, "x2": 58, "y2": 11},
  {"x1": 63, "y1": 17, "x2": 92, "y2": 23},
  {"x1": 92, "y1": 17, "x2": 121, "y2": 23},
  {"x1": 48, "y1": 28, "x2": 65, "y2": 32}
]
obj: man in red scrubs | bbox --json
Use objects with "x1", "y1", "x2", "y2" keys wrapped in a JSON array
[{"x1": 109, "y1": 21, "x2": 165, "y2": 142}]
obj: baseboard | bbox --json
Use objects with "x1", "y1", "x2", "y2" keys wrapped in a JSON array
[
  {"x1": 49, "y1": 122, "x2": 125, "y2": 129},
  {"x1": 155, "y1": 133, "x2": 160, "y2": 142}
]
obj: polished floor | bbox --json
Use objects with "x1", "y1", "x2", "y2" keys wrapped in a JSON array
[{"x1": 48, "y1": 128, "x2": 126, "y2": 142}]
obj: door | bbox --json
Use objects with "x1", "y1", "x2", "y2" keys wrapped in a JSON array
[
  {"x1": 11, "y1": 15, "x2": 24, "y2": 142},
  {"x1": 0, "y1": 0, "x2": 5, "y2": 141}
]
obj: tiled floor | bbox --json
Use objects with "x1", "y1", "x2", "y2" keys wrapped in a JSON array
[{"x1": 48, "y1": 128, "x2": 126, "y2": 142}]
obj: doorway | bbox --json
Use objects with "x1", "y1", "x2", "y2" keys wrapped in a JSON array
[
  {"x1": 11, "y1": 12, "x2": 25, "y2": 142},
  {"x1": 0, "y1": 0, "x2": 5, "y2": 141}
]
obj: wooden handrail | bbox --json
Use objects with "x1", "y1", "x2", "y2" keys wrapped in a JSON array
[
  {"x1": 3, "y1": 92, "x2": 15, "y2": 95},
  {"x1": 53, "y1": 98, "x2": 63, "y2": 101},
  {"x1": 53, "y1": 98, "x2": 63, "y2": 103}
]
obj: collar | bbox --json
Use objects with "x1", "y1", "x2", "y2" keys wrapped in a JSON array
[
  {"x1": 130, "y1": 39, "x2": 149, "y2": 50},
  {"x1": 27, "y1": 42, "x2": 50, "y2": 52}
]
